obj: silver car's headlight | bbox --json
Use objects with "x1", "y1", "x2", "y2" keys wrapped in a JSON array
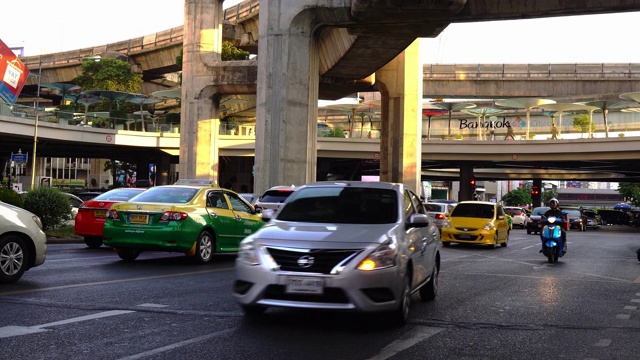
[
  {"x1": 357, "y1": 240, "x2": 397, "y2": 271},
  {"x1": 483, "y1": 222, "x2": 495, "y2": 231},
  {"x1": 237, "y1": 239, "x2": 260, "y2": 265}
]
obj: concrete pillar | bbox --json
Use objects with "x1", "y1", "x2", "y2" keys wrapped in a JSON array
[
  {"x1": 374, "y1": 39, "x2": 422, "y2": 194},
  {"x1": 152, "y1": 152, "x2": 172, "y2": 186},
  {"x1": 179, "y1": 0, "x2": 224, "y2": 182},
  {"x1": 254, "y1": 1, "x2": 318, "y2": 194}
]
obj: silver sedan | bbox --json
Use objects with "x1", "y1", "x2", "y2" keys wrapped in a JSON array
[{"x1": 233, "y1": 181, "x2": 441, "y2": 326}]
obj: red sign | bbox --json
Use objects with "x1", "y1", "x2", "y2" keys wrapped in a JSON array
[{"x1": 0, "y1": 38, "x2": 30, "y2": 104}]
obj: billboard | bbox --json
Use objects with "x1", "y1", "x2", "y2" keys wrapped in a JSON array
[{"x1": 0, "y1": 38, "x2": 30, "y2": 104}]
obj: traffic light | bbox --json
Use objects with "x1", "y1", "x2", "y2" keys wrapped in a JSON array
[
  {"x1": 470, "y1": 178, "x2": 476, "y2": 190},
  {"x1": 531, "y1": 185, "x2": 539, "y2": 196}
]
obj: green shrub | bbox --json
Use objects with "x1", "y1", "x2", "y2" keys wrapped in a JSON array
[
  {"x1": 22, "y1": 187, "x2": 72, "y2": 230},
  {"x1": 0, "y1": 187, "x2": 23, "y2": 207}
]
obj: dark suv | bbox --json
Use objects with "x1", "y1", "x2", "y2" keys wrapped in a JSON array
[{"x1": 526, "y1": 206, "x2": 549, "y2": 235}]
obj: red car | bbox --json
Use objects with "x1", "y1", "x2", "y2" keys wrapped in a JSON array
[{"x1": 75, "y1": 188, "x2": 147, "y2": 248}]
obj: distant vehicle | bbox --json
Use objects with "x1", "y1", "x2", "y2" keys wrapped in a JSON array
[
  {"x1": 526, "y1": 207, "x2": 550, "y2": 235},
  {"x1": 253, "y1": 185, "x2": 296, "y2": 212},
  {"x1": 582, "y1": 209, "x2": 602, "y2": 229},
  {"x1": 239, "y1": 193, "x2": 260, "y2": 205},
  {"x1": 561, "y1": 207, "x2": 585, "y2": 231},
  {"x1": 504, "y1": 206, "x2": 527, "y2": 229},
  {"x1": 0, "y1": 201, "x2": 47, "y2": 283},
  {"x1": 440, "y1": 201, "x2": 510, "y2": 248},
  {"x1": 234, "y1": 181, "x2": 440, "y2": 325},
  {"x1": 597, "y1": 209, "x2": 630, "y2": 225},
  {"x1": 103, "y1": 182, "x2": 265, "y2": 263},
  {"x1": 424, "y1": 202, "x2": 454, "y2": 232},
  {"x1": 63, "y1": 192, "x2": 84, "y2": 226},
  {"x1": 75, "y1": 191, "x2": 103, "y2": 201},
  {"x1": 74, "y1": 188, "x2": 147, "y2": 248}
]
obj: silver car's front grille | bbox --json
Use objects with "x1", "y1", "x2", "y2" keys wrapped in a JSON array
[{"x1": 266, "y1": 247, "x2": 361, "y2": 274}]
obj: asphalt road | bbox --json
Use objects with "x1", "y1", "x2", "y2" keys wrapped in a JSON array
[{"x1": 2, "y1": 226, "x2": 639, "y2": 360}]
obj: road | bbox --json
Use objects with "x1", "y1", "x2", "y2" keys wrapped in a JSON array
[{"x1": 2, "y1": 227, "x2": 639, "y2": 360}]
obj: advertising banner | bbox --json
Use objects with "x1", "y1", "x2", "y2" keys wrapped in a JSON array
[{"x1": 0, "y1": 38, "x2": 30, "y2": 104}]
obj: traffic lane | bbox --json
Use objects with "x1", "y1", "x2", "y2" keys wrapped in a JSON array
[
  {"x1": 1, "y1": 229, "x2": 638, "y2": 359},
  {"x1": 410, "y1": 229, "x2": 640, "y2": 358}
]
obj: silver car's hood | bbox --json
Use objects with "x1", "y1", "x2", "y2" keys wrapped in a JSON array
[{"x1": 252, "y1": 220, "x2": 400, "y2": 247}]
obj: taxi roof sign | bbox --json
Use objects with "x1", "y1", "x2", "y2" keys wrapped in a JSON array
[{"x1": 173, "y1": 179, "x2": 218, "y2": 186}]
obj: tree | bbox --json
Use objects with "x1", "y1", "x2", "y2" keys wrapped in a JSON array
[
  {"x1": 73, "y1": 57, "x2": 143, "y2": 93},
  {"x1": 617, "y1": 182, "x2": 640, "y2": 207},
  {"x1": 572, "y1": 114, "x2": 596, "y2": 138},
  {"x1": 501, "y1": 187, "x2": 531, "y2": 206}
]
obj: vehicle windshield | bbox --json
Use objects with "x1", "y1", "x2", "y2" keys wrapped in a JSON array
[
  {"x1": 260, "y1": 190, "x2": 294, "y2": 203},
  {"x1": 93, "y1": 189, "x2": 144, "y2": 201},
  {"x1": 450, "y1": 203, "x2": 495, "y2": 218},
  {"x1": 564, "y1": 209, "x2": 581, "y2": 217},
  {"x1": 505, "y1": 208, "x2": 523, "y2": 216},
  {"x1": 128, "y1": 187, "x2": 199, "y2": 204},
  {"x1": 532, "y1": 207, "x2": 550, "y2": 216},
  {"x1": 276, "y1": 187, "x2": 398, "y2": 224},
  {"x1": 425, "y1": 204, "x2": 445, "y2": 212}
]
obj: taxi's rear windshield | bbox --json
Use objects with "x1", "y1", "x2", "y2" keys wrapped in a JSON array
[{"x1": 128, "y1": 187, "x2": 198, "y2": 204}]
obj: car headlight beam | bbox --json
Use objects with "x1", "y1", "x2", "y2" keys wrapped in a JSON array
[{"x1": 357, "y1": 240, "x2": 397, "y2": 271}]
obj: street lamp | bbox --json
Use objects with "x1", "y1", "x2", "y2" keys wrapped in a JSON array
[{"x1": 29, "y1": 55, "x2": 100, "y2": 190}]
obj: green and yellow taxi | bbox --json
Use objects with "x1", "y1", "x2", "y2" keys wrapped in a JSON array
[{"x1": 103, "y1": 179, "x2": 265, "y2": 263}]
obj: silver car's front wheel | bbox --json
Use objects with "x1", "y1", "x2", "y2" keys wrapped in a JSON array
[
  {"x1": 0, "y1": 235, "x2": 27, "y2": 284},
  {"x1": 391, "y1": 273, "x2": 411, "y2": 326}
]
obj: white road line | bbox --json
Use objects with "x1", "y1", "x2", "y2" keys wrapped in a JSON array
[
  {"x1": 595, "y1": 339, "x2": 612, "y2": 347},
  {"x1": 0, "y1": 310, "x2": 134, "y2": 339},
  {"x1": 117, "y1": 328, "x2": 235, "y2": 360},
  {"x1": 366, "y1": 326, "x2": 444, "y2": 360}
]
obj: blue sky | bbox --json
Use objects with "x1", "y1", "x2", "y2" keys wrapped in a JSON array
[{"x1": 2, "y1": 2, "x2": 639, "y2": 64}]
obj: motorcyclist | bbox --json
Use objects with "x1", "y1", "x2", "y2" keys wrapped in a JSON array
[{"x1": 541, "y1": 198, "x2": 567, "y2": 254}]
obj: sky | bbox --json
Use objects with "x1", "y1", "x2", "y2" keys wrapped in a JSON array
[{"x1": 2, "y1": 1, "x2": 640, "y2": 64}]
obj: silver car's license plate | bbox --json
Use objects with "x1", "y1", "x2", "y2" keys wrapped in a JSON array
[{"x1": 285, "y1": 276, "x2": 324, "y2": 294}]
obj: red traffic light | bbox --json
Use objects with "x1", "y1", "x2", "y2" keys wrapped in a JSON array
[
  {"x1": 470, "y1": 178, "x2": 476, "y2": 186},
  {"x1": 531, "y1": 185, "x2": 539, "y2": 195}
]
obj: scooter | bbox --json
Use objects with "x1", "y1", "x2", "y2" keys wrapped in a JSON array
[{"x1": 540, "y1": 215, "x2": 567, "y2": 263}]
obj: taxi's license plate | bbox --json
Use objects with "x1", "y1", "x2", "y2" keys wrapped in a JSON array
[
  {"x1": 94, "y1": 210, "x2": 107, "y2": 218},
  {"x1": 130, "y1": 214, "x2": 149, "y2": 224},
  {"x1": 285, "y1": 276, "x2": 324, "y2": 294},
  {"x1": 458, "y1": 233, "x2": 472, "y2": 239}
]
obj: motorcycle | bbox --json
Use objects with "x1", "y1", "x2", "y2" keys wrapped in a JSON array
[{"x1": 540, "y1": 215, "x2": 567, "y2": 263}]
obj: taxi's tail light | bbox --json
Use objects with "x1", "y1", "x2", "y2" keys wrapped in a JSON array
[
  {"x1": 160, "y1": 211, "x2": 188, "y2": 222},
  {"x1": 435, "y1": 213, "x2": 446, "y2": 220},
  {"x1": 106, "y1": 209, "x2": 120, "y2": 220}
]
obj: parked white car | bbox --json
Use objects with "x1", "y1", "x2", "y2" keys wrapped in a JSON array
[{"x1": 0, "y1": 201, "x2": 47, "y2": 283}]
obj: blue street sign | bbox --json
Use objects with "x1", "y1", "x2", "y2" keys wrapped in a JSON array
[{"x1": 11, "y1": 153, "x2": 28, "y2": 164}]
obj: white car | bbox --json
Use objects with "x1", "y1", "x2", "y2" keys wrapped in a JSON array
[
  {"x1": 253, "y1": 185, "x2": 296, "y2": 212},
  {"x1": 0, "y1": 201, "x2": 47, "y2": 283},
  {"x1": 234, "y1": 181, "x2": 441, "y2": 325},
  {"x1": 505, "y1": 207, "x2": 528, "y2": 229}
]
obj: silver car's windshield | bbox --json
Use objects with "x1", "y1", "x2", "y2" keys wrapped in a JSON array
[{"x1": 276, "y1": 187, "x2": 398, "y2": 224}]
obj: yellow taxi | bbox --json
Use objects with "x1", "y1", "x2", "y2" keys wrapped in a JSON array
[
  {"x1": 103, "y1": 179, "x2": 265, "y2": 263},
  {"x1": 440, "y1": 201, "x2": 510, "y2": 248}
]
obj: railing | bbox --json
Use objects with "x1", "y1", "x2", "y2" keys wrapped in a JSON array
[
  {"x1": 223, "y1": 0, "x2": 260, "y2": 22},
  {"x1": 423, "y1": 63, "x2": 640, "y2": 79}
]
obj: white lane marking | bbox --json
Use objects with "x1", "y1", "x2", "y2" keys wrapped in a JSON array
[
  {"x1": 616, "y1": 314, "x2": 631, "y2": 320},
  {"x1": 0, "y1": 310, "x2": 134, "y2": 338},
  {"x1": 623, "y1": 306, "x2": 637, "y2": 310},
  {"x1": 117, "y1": 328, "x2": 235, "y2": 360},
  {"x1": 138, "y1": 303, "x2": 169, "y2": 308},
  {"x1": 521, "y1": 245, "x2": 534, "y2": 250},
  {"x1": 633, "y1": 276, "x2": 640, "y2": 284},
  {"x1": 366, "y1": 326, "x2": 444, "y2": 360},
  {"x1": 631, "y1": 299, "x2": 640, "y2": 303},
  {"x1": 595, "y1": 339, "x2": 612, "y2": 347}
]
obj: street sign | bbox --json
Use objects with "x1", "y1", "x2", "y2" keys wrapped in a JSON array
[{"x1": 11, "y1": 153, "x2": 27, "y2": 164}]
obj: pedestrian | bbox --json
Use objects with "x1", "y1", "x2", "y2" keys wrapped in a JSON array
[{"x1": 505, "y1": 126, "x2": 515, "y2": 140}]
